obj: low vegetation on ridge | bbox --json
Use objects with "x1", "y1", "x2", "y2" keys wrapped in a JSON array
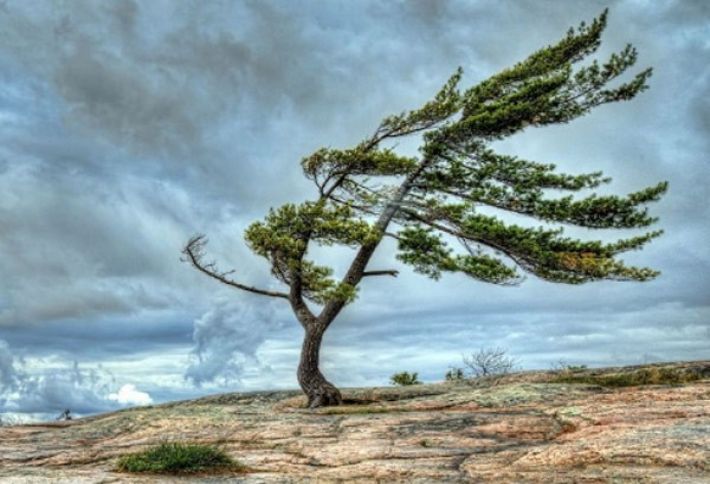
[
  {"x1": 552, "y1": 365, "x2": 704, "y2": 387},
  {"x1": 116, "y1": 442, "x2": 245, "y2": 474}
]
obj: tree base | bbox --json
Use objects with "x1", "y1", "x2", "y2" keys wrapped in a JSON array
[
  {"x1": 298, "y1": 326, "x2": 343, "y2": 408},
  {"x1": 306, "y1": 383, "x2": 343, "y2": 409}
]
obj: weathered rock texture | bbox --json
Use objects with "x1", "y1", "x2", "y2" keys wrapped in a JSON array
[{"x1": 1, "y1": 361, "x2": 708, "y2": 483}]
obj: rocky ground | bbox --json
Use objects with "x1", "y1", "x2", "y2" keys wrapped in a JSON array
[{"x1": 0, "y1": 361, "x2": 708, "y2": 483}]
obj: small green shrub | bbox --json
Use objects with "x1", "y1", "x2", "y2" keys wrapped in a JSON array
[
  {"x1": 445, "y1": 367, "x2": 465, "y2": 382},
  {"x1": 390, "y1": 371, "x2": 421, "y2": 386},
  {"x1": 551, "y1": 360, "x2": 587, "y2": 372},
  {"x1": 116, "y1": 443, "x2": 244, "y2": 474}
]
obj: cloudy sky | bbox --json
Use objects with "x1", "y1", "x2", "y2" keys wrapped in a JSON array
[{"x1": 0, "y1": 0, "x2": 708, "y2": 422}]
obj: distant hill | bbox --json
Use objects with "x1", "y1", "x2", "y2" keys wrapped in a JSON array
[{"x1": 0, "y1": 361, "x2": 708, "y2": 482}]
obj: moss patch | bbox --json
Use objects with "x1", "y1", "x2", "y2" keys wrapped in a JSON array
[
  {"x1": 552, "y1": 366, "x2": 702, "y2": 387},
  {"x1": 116, "y1": 443, "x2": 246, "y2": 474},
  {"x1": 317, "y1": 405, "x2": 394, "y2": 415}
]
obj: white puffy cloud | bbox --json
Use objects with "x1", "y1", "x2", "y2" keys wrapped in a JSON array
[
  {"x1": 1, "y1": 339, "x2": 154, "y2": 420},
  {"x1": 108, "y1": 384, "x2": 153, "y2": 406}
]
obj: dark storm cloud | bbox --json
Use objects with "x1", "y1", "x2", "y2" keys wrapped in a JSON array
[
  {"x1": 0, "y1": 161, "x2": 196, "y2": 326},
  {"x1": 0, "y1": 314, "x2": 194, "y2": 360},
  {"x1": 0, "y1": 0, "x2": 707, "y2": 419}
]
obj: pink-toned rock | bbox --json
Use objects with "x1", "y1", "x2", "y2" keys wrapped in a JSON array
[{"x1": 0, "y1": 361, "x2": 708, "y2": 482}]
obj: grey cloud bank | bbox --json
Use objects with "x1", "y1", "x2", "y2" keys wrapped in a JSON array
[{"x1": 0, "y1": 0, "x2": 708, "y2": 420}]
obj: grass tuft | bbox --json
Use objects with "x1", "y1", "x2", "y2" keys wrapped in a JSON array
[{"x1": 116, "y1": 442, "x2": 245, "y2": 474}]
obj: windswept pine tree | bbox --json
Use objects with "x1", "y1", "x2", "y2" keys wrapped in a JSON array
[{"x1": 184, "y1": 10, "x2": 666, "y2": 408}]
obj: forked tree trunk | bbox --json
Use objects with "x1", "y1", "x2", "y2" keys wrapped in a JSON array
[{"x1": 297, "y1": 325, "x2": 343, "y2": 408}]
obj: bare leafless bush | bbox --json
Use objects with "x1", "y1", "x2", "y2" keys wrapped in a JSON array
[{"x1": 462, "y1": 347, "x2": 518, "y2": 379}]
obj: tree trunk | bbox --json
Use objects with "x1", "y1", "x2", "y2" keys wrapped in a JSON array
[{"x1": 297, "y1": 325, "x2": 342, "y2": 408}]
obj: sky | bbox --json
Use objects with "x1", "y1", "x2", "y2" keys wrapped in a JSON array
[{"x1": 0, "y1": 0, "x2": 708, "y2": 423}]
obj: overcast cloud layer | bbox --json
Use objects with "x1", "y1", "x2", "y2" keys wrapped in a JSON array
[{"x1": 0, "y1": 0, "x2": 708, "y2": 421}]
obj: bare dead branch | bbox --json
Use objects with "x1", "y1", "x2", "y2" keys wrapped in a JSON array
[{"x1": 182, "y1": 235, "x2": 289, "y2": 300}]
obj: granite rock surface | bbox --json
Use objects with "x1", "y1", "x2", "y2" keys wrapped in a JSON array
[{"x1": 0, "y1": 361, "x2": 708, "y2": 483}]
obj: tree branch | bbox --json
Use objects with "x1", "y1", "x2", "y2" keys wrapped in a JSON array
[
  {"x1": 320, "y1": 120, "x2": 409, "y2": 201},
  {"x1": 183, "y1": 235, "x2": 289, "y2": 299},
  {"x1": 398, "y1": 208, "x2": 533, "y2": 272},
  {"x1": 362, "y1": 270, "x2": 399, "y2": 277},
  {"x1": 322, "y1": 172, "x2": 347, "y2": 198},
  {"x1": 318, "y1": 158, "x2": 434, "y2": 325},
  {"x1": 287, "y1": 252, "x2": 319, "y2": 325}
]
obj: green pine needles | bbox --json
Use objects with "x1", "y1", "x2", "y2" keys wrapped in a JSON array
[{"x1": 184, "y1": 10, "x2": 666, "y2": 405}]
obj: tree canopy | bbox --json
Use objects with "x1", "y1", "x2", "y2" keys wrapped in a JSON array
[{"x1": 188, "y1": 10, "x2": 664, "y2": 309}]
